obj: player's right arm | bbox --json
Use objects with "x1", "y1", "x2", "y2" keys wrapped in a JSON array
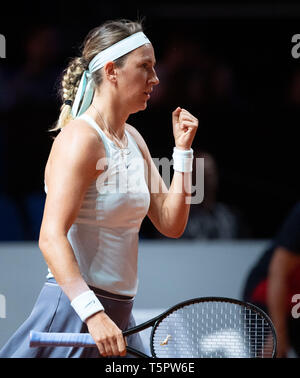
[
  {"x1": 38, "y1": 120, "x2": 126, "y2": 357},
  {"x1": 267, "y1": 246, "x2": 300, "y2": 357}
]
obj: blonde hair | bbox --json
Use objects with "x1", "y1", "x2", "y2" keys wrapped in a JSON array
[{"x1": 50, "y1": 19, "x2": 144, "y2": 132}]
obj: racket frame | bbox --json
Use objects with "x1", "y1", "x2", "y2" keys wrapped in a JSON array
[{"x1": 146, "y1": 296, "x2": 277, "y2": 358}]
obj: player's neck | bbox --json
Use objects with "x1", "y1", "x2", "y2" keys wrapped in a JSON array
[{"x1": 90, "y1": 93, "x2": 128, "y2": 138}]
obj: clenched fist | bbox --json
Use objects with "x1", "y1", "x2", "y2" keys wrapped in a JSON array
[{"x1": 172, "y1": 107, "x2": 198, "y2": 150}]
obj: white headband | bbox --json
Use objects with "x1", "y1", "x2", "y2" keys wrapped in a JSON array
[{"x1": 71, "y1": 31, "x2": 151, "y2": 118}]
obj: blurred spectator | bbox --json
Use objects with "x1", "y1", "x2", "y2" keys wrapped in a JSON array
[
  {"x1": 0, "y1": 25, "x2": 62, "y2": 240},
  {"x1": 242, "y1": 202, "x2": 300, "y2": 357},
  {"x1": 150, "y1": 32, "x2": 237, "y2": 112},
  {"x1": 182, "y1": 151, "x2": 251, "y2": 239}
]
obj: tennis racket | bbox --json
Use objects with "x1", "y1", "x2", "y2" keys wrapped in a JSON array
[{"x1": 30, "y1": 296, "x2": 277, "y2": 358}]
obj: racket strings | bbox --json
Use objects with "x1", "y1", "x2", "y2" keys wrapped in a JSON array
[{"x1": 152, "y1": 301, "x2": 274, "y2": 358}]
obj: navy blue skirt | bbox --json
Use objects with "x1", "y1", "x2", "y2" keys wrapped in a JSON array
[{"x1": 0, "y1": 279, "x2": 145, "y2": 358}]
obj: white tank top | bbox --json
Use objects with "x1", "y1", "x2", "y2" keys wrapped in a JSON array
[{"x1": 46, "y1": 114, "x2": 150, "y2": 296}]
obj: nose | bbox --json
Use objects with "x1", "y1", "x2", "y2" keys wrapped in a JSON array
[
  {"x1": 153, "y1": 73, "x2": 160, "y2": 86},
  {"x1": 149, "y1": 68, "x2": 159, "y2": 86}
]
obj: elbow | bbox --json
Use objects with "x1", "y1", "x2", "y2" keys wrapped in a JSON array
[
  {"x1": 167, "y1": 220, "x2": 187, "y2": 239},
  {"x1": 38, "y1": 232, "x2": 52, "y2": 253},
  {"x1": 172, "y1": 230, "x2": 185, "y2": 239},
  {"x1": 38, "y1": 228, "x2": 62, "y2": 252},
  {"x1": 160, "y1": 221, "x2": 187, "y2": 239},
  {"x1": 38, "y1": 234, "x2": 52, "y2": 266},
  {"x1": 164, "y1": 228, "x2": 185, "y2": 239},
  {"x1": 39, "y1": 218, "x2": 70, "y2": 248},
  {"x1": 168, "y1": 234, "x2": 182, "y2": 239}
]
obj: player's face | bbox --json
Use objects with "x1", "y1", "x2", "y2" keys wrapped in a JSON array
[{"x1": 117, "y1": 44, "x2": 159, "y2": 113}]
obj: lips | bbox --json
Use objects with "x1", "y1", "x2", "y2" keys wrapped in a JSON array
[{"x1": 144, "y1": 89, "x2": 152, "y2": 99}]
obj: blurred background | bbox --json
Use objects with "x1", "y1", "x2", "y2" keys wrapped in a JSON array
[
  {"x1": 0, "y1": 0, "x2": 300, "y2": 356},
  {"x1": 0, "y1": 0, "x2": 299, "y2": 241}
]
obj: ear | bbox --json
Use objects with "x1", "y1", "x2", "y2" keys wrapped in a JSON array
[{"x1": 103, "y1": 61, "x2": 117, "y2": 83}]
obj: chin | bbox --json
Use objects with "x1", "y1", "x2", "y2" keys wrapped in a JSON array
[
  {"x1": 130, "y1": 102, "x2": 148, "y2": 114},
  {"x1": 141, "y1": 102, "x2": 148, "y2": 111}
]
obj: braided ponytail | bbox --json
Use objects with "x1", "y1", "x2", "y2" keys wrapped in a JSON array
[{"x1": 50, "y1": 57, "x2": 87, "y2": 131}]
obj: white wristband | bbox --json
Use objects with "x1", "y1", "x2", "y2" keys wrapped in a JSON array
[
  {"x1": 172, "y1": 147, "x2": 194, "y2": 172},
  {"x1": 71, "y1": 290, "x2": 104, "y2": 322}
]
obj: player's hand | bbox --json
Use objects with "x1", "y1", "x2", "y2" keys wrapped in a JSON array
[
  {"x1": 86, "y1": 311, "x2": 127, "y2": 357},
  {"x1": 172, "y1": 107, "x2": 198, "y2": 150}
]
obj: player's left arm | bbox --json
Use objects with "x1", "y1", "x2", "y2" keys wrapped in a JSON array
[
  {"x1": 126, "y1": 107, "x2": 198, "y2": 238},
  {"x1": 267, "y1": 247, "x2": 300, "y2": 357}
]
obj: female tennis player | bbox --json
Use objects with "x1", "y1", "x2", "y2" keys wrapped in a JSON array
[{"x1": 0, "y1": 19, "x2": 198, "y2": 358}]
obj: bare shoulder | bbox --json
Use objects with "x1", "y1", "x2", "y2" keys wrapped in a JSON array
[
  {"x1": 57, "y1": 118, "x2": 103, "y2": 147},
  {"x1": 50, "y1": 118, "x2": 105, "y2": 159},
  {"x1": 45, "y1": 118, "x2": 105, "y2": 183}
]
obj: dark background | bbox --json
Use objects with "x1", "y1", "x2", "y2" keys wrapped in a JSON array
[{"x1": 0, "y1": 1, "x2": 299, "y2": 240}]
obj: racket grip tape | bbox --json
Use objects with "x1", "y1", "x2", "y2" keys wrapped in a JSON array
[
  {"x1": 29, "y1": 331, "x2": 96, "y2": 348},
  {"x1": 29, "y1": 331, "x2": 149, "y2": 357}
]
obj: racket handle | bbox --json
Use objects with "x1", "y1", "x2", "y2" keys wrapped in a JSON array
[
  {"x1": 30, "y1": 331, "x2": 95, "y2": 348},
  {"x1": 29, "y1": 331, "x2": 150, "y2": 358}
]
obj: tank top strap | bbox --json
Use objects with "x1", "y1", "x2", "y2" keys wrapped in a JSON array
[{"x1": 77, "y1": 114, "x2": 111, "y2": 157}]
